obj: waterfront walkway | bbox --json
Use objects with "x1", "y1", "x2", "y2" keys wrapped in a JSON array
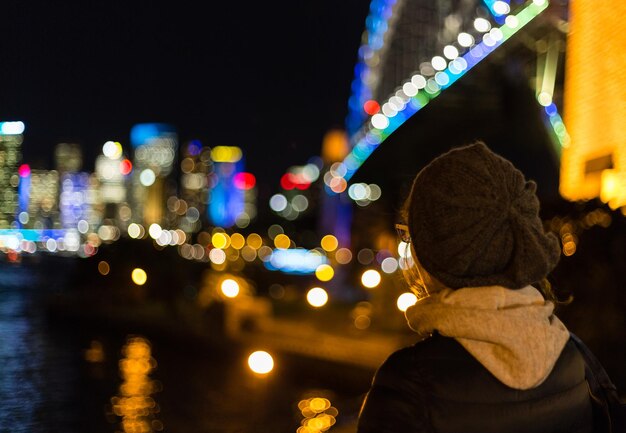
[{"x1": 46, "y1": 290, "x2": 417, "y2": 373}]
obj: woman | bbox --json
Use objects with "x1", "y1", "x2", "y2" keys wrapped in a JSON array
[{"x1": 357, "y1": 142, "x2": 594, "y2": 433}]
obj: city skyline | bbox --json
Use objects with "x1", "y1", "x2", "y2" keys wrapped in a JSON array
[{"x1": 1, "y1": 1, "x2": 370, "y2": 187}]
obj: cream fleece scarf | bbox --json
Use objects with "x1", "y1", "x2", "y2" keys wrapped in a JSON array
[{"x1": 405, "y1": 285, "x2": 570, "y2": 390}]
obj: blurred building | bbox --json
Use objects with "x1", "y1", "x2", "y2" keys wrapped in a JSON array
[
  {"x1": 53, "y1": 142, "x2": 103, "y2": 233},
  {"x1": 59, "y1": 171, "x2": 100, "y2": 230},
  {"x1": 208, "y1": 146, "x2": 248, "y2": 228},
  {"x1": 17, "y1": 166, "x2": 59, "y2": 229},
  {"x1": 177, "y1": 140, "x2": 212, "y2": 232},
  {"x1": 95, "y1": 140, "x2": 132, "y2": 229},
  {"x1": 0, "y1": 121, "x2": 24, "y2": 228},
  {"x1": 55, "y1": 142, "x2": 82, "y2": 173},
  {"x1": 130, "y1": 123, "x2": 178, "y2": 226},
  {"x1": 560, "y1": 2, "x2": 626, "y2": 207}
]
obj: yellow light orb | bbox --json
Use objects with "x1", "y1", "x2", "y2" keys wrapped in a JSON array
[
  {"x1": 248, "y1": 350, "x2": 274, "y2": 374},
  {"x1": 306, "y1": 287, "x2": 329, "y2": 307},
  {"x1": 361, "y1": 269, "x2": 381, "y2": 288},
  {"x1": 396, "y1": 292, "x2": 418, "y2": 312},
  {"x1": 131, "y1": 268, "x2": 147, "y2": 286},
  {"x1": 246, "y1": 233, "x2": 263, "y2": 250},
  {"x1": 309, "y1": 397, "x2": 330, "y2": 412},
  {"x1": 98, "y1": 260, "x2": 110, "y2": 276},
  {"x1": 230, "y1": 233, "x2": 245, "y2": 250},
  {"x1": 274, "y1": 233, "x2": 291, "y2": 249},
  {"x1": 221, "y1": 279, "x2": 240, "y2": 298},
  {"x1": 211, "y1": 232, "x2": 230, "y2": 249},
  {"x1": 315, "y1": 264, "x2": 334, "y2": 282},
  {"x1": 320, "y1": 235, "x2": 338, "y2": 252}
]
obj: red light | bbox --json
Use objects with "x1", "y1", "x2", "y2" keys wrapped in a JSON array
[
  {"x1": 292, "y1": 173, "x2": 311, "y2": 190},
  {"x1": 364, "y1": 100, "x2": 380, "y2": 115},
  {"x1": 233, "y1": 172, "x2": 256, "y2": 190},
  {"x1": 281, "y1": 172, "x2": 311, "y2": 190},
  {"x1": 294, "y1": 182, "x2": 310, "y2": 190},
  {"x1": 120, "y1": 159, "x2": 133, "y2": 175},
  {"x1": 18, "y1": 164, "x2": 30, "y2": 178},
  {"x1": 280, "y1": 173, "x2": 295, "y2": 190},
  {"x1": 7, "y1": 250, "x2": 20, "y2": 262},
  {"x1": 84, "y1": 243, "x2": 96, "y2": 256}
]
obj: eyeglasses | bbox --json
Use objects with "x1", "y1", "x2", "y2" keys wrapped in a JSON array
[{"x1": 395, "y1": 223, "x2": 411, "y2": 244}]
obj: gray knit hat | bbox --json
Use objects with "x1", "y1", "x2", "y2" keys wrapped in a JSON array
[{"x1": 407, "y1": 141, "x2": 560, "y2": 289}]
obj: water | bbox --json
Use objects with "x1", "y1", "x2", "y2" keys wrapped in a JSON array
[{"x1": 0, "y1": 262, "x2": 369, "y2": 433}]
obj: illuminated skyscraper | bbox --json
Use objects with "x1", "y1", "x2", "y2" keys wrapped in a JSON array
[
  {"x1": 176, "y1": 140, "x2": 212, "y2": 232},
  {"x1": 55, "y1": 143, "x2": 82, "y2": 173},
  {"x1": 130, "y1": 123, "x2": 178, "y2": 226},
  {"x1": 0, "y1": 121, "x2": 24, "y2": 228},
  {"x1": 95, "y1": 140, "x2": 132, "y2": 229},
  {"x1": 17, "y1": 166, "x2": 59, "y2": 229},
  {"x1": 208, "y1": 146, "x2": 246, "y2": 228}
]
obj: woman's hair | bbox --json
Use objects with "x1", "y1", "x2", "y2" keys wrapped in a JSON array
[{"x1": 535, "y1": 278, "x2": 573, "y2": 306}]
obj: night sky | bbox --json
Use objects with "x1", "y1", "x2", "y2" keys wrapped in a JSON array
[{"x1": 1, "y1": 1, "x2": 370, "y2": 190}]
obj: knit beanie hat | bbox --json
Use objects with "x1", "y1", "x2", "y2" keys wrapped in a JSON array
[{"x1": 406, "y1": 141, "x2": 560, "y2": 290}]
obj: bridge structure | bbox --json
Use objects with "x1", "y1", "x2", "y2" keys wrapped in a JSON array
[{"x1": 329, "y1": 0, "x2": 568, "y2": 194}]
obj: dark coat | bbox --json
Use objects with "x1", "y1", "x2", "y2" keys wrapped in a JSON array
[{"x1": 357, "y1": 334, "x2": 594, "y2": 433}]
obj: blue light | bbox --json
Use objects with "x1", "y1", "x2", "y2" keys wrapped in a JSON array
[
  {"x1": 264, "y1": 248, "x2": 328, "y2": 274},
  {"x1": 345, "y1": 0, "x2": 398, "y2": 136},
  {"x1": 0, "y1": 229, "x2": 68, "y2": 242},
  {"x1": 0, "y1": 121, "x2": 25, "y2": 135},
  {"x1": 208, "y1": 158, "x2": 245, "y2": 228},
  {"x1": 187, "y1": 140, "x2": 202, "y2": 156},
  {"x1": 60, "y1": 173, "x2": 91, "y2": 229},
  {"x1": 17, "y1": 173, "x2": 30, "y2": 226},
  {"x1": 130, "y1": 123, "x2": 176, "y2": 148},
  {"x1": 482, "y1": 0, "x2": 509, "y2": 23},
  {"x1": 545, "y1": 103, "x2": 558, "y2": 116}
]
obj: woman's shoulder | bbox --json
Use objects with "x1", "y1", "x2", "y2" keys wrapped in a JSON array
[
  {"x1": 375, "y1": 334, "x2": 470, "y2": 383},
  {"x1": 383, "y1": 333, "x2": 469, "y2": 366}
]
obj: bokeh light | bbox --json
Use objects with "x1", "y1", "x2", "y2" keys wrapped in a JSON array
[
  {"x1": 139, "y1": 169, "x2": 156, "y2": 186},
  {"x1": 267, "y1": 224, "x2": 284, "y2": 240},
  {"x1": 361, "y1": 269, "x2": 381, "y2": 288},
  {"x1": 209, "y1": 248, "x2": 226, "y2": 264},
  {"x1": 221, "y1": 279, "x2": 240, "y2": 298},
  {"x1": 397, "y1": 292, "x2": 418, "y2": 312},
  {"x1": 98, "y1": 260, "x2": 110, "y2": 275},
  {"x1": 230, "y1": 233, "x2": 245, "y2": 250},
  {"x1": 335, "y1": 248, "x2": 353, "y2": 264},
  {"x1": 315, "y1": 264, "x2": 334, "y2": 282},
  {"x1": 102, "y1": 141, "x2": 123, "y2": 159},
  {"x1": 148, "y1": 223, "x2": 162, "y2": 240},
  {"x1": 269, "y1": 194, "x2": 288, "y2": 212},
  {"x1": 381, "y1": 257, "x2": 399, "y2": 273},
  {"x1": 306, "y1": 287, "x2": 329, "y2": 308},
  {"x1": 473, "y1": 17, "x2": 491, "y2": 32},
  {"x1": 212, "y1": 232, "x2": 230, "y2": 249},
  {"x1": 246, "y1": 233, "x2": 263, "y2": 250},
  {"x1": 320, "y1": 235, "x2": 338, "y2": 252},
  {"x1": 248, "y1": 351, "x2": 274, "y2": 375},
  {"x1": 131, "y1": 268, "x2": 147, "y2": 286},
  {"x1": 274, "y1": 234, "x2": 291, "y2": 249}
]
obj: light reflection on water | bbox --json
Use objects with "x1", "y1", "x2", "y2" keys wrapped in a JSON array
[
  {"x1": 0, "y1": 264, "x2": 367, "y2": 432},
  {"x1": 109, "y1": 336, "x2": 163, "y2": 433}
]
